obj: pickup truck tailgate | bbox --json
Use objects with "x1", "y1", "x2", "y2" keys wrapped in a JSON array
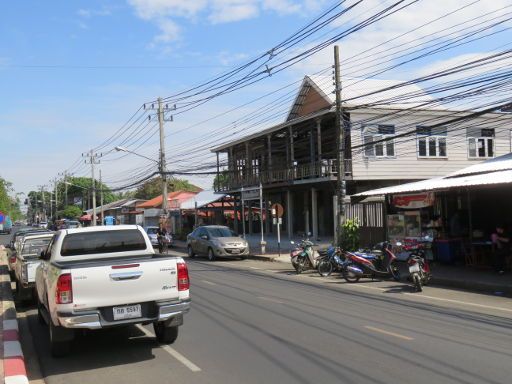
[
  {"x1": 70, "y1": 259, "x2": 179, "y2": 309},
  {"x1": 26, "y1": 260, "x2": 41, "y2": 283}
]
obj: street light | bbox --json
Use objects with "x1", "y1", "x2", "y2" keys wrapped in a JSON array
[{"x1": 114, "y1": 145, "x2": 168, "y2": 220}]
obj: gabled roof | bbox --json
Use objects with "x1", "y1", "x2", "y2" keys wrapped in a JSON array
[
  {"x1": 286, "y1": 75, "x2": 435, "y2": 121},
  {"x1": 137, "y1": 191, "x2": 199, "y2": 209}
]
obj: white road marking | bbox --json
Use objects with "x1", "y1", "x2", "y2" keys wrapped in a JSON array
[
  {"x1": 200, "y1": 280, "x2": 217, "y2": 286},
  {"x1": 402, "y1": 292, "x2": 512, "y2": 313},
  {"x1": 257, "y1": 296, "x2": 284, "y2": 304},
  {"x1": 349, "y1": 284, "x2": 512, "y2": 313},
  {"x1": 136, "y1": 325, "x2": 202, "y2": 372},
  {"x1": 249, "y1": 266, "x2": 261, "y2": 270},
  {"x1": 364, "y1": 326, "x2": 414, "y2": 341}
]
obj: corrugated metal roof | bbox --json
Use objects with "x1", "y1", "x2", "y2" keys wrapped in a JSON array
[
  {"x1": 448, "y1": 153, "x2": 512, "y2": 177},
  {"x1": 181, "y1": 190, "x2": 227, "y2": 210},
  {"x1": 307, "y1": 75, "x2": 435, "y2": 110},
  {"x1": 354, "y1": 169, "x2": 512, "y2": 197}
]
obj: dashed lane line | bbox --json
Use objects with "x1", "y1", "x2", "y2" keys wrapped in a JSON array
[
  {"x1": 364, "y1": 326, "x2": 414, "y2": 341},
  {"x1": 200, "y1": 280, "x2": 217, "y2": 286},
  {"x1": 136, "y1": 325, "x2": 202, "y2": 372},
  {"x1": 257, "y1": 296, "x2": 284, "y2": 304}
]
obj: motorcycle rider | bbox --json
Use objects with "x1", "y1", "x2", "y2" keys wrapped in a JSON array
[{"x1": 157, "y1": 223, "x2": 168, "y2": 254}]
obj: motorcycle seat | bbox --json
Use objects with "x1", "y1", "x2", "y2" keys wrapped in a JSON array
[{"x1": 352, "y1": 252, "x2": 378, "y2": 260}]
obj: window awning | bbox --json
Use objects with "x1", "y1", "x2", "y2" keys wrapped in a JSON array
[{"x1": 353, "y1": 169, "x2": 512, "y2": 198}]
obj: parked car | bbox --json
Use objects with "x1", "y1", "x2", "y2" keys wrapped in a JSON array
[
  {"x1": 38, "y1": 221, "x2": 48, "y2": 229},
  {"x1": 14, "y1": 232, "x2": 54, "y2": 300},
  {"x1": 35, "y1": 225, "x2": 190, "y2": 357},
  {"x1": 144, "y1": 226, "x2": 160, "y2": 246},
  {"x1": 7, "y1": 228, "x2": 52, "y2": 278},
  {"x1": 187, "y1": 225, "x2": 249, "y2": 261},
  {"x1": 65, "y1": 220, "x2": 80, "y2": 229}
]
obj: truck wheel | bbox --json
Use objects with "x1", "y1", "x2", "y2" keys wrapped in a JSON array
[
  {"x1": 153, "y1": 322, "x2": 178, "y2": 344},
  {"x1": 49, "y1": 322, "x2": 72, "y2": 358},
  {"x1": 37, "y1": 299, "x2": 45, "y2": 325}
]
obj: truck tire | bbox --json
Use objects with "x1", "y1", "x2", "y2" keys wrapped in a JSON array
[
  {"x1": 153, "y1": 322, "x2": 178, "y2": 344},
  {"x1": 49, "y1": 322, "x2": 73, "y2": 358}
]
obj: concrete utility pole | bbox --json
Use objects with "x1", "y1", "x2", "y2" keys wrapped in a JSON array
[
  {"x1": 144, "y1": 99, "x2": 174, "y2": 225},
  {"x1": 100, "y1": 169, "x2": 104, "y2": 225},
  {"x1": 334, "y1": 45, "x2": 346, "y2": 245},
  {"x1": 59, "y1": 171, "x2": 69, "y2": 208},
  {"x1": 38, "y1": 185, "x2": 46, "y2": 222},
  {"x1": 83, "y1": 150, "x2": 101, "y2": 226},
  {"x1": 158, "y1": 97, "x2": 168, "y2": 216}
]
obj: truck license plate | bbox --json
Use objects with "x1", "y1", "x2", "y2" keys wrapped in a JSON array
[{"x1": 113, "y1": 304, "x2": 142, "y2": 320}]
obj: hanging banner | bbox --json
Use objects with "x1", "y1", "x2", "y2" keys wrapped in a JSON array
[
  {"x1": 392, "y1": 192, "x2": 434, "y2": 209},
  {"x1": 242, "y1": 188, "x2": 261, "y2": 201}
]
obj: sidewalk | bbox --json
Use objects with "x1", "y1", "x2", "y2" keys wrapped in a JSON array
[
  {"x1": 175, "y1": 240, "x2": 512, "y2": 296},
  {"x1": 0, "y1": 247, "x2": 29, "y2": 384}
]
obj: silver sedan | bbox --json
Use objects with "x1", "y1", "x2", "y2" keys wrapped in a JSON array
[{"x1": 186, "y1": 225, "x2": 249, "y2": 261}]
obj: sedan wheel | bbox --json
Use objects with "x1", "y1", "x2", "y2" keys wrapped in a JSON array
[
  {"x1": 188, "y1": 246, "x2": 195, "y2": 258},
  {"x1": 208, "y1": 248, "x2": 216, "y2": 261}
]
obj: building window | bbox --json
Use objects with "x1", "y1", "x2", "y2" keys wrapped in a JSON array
[
  {"x1": 363, "y1": 125, "x2": 395, "y2": 157},
  {"x1": 467, "y1": 128, "x2": 494, "y2": 158},
  {"x1": 416, "y1": 126, "x2": 447, "y2": 158}
]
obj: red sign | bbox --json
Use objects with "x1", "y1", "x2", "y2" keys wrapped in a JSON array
[{"x1": 392, "y1": 193, "x2": 434, "y2": 209}]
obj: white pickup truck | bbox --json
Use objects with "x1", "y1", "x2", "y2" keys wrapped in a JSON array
[{"x1": 35, "y1": 225, "x2": 190, "y2": 357}]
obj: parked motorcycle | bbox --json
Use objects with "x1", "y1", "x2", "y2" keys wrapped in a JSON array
[
  {"x1": 407, "y1": 246, "x2": 431, "y2": 292},
  {"x1": 342, "y1": 242, "x2": 401, "y2": 283},
  {"x1": 290, "y1": 237, "x2": 323, "y2": 274},
  {"x1": 317, "y1": 246, "x2": 346, "y2": 277}
]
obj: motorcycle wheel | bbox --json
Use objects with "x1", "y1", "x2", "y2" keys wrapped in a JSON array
[
  {"x1": 342, "y1": 266, "x2": 360, "y2": 283},
  {"x1": 391, "y1": 264, "x2": 401, "y2": 282},
  {"x1": 317, "y1": 260, "x2": 333, "y2": 277},
  {"x1": 412, "y1": 273, "x2": 423, "y2": 292},
  {"x1": 294, "y1": 257, "x2": 305, "y2": 274}
]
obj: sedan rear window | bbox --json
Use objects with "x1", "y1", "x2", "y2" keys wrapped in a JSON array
[{"x1": 61, "y1": 230, "x2": 147, "y2": 256}]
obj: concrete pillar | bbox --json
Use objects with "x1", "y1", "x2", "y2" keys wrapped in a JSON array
[
  {"x1": 304, "y1": 190, "x2": 310, "y2": 235},
  {"x1": 265, "y1": 194, "x2": 271, "y2": 235},
  {"x1": 309, "y1": 127, "x2": 315, "y2": 174},
  {"x1": 287, "y1": 190, "x2": 293, "y2": 239},
  {"x1": 316, "y1": 119, "x2": 322, "y2": 169},
  {"x1": 248, "y1": 200, "x2": 253, "y2": 234},
  {"x1": 311, "y1": 187, "x2": 318, "y2": 240},
  {"x1": 234, "y1": 194, "x2": 239, "y2": 233}
]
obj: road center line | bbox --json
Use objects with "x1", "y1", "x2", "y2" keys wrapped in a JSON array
[
  {"x1": 364, "y1": 326, "x2": 414, "y2": 341},
  {"x1": 201, "y1": 280, "x2": 217, "y2": 286},
  {"x1": 136, "y1": 325, "x2": 202, "y2": 372},
  {"x1": 257, "y1": 296, "x2": 284, "y2": 304}
]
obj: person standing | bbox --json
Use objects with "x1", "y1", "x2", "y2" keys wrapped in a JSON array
[{"x1": 491, "y1": 224, "x2": 509, "y2": 274}]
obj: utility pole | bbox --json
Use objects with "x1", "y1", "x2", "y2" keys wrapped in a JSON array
[
  {"x1": 334, "y1": 45, "x2": 346, "y2": 246},
  {"x1": 59, "y1": 171, "x2": 69, "y2": 208},
  {"x1": 38, "y1": 185, "x2": 46, "y2": 222},
  {"x1": 83, "y1": 151, "x2": 101, "y2": 226},
  {"x1": 100, "y1": 169, "x2": 104, "y2": 225},
  {"x1": 145, "y1": 99, "x2": 174, "y2": 227},
  {"x1": 50, "y1": 177, "x2": 58, "y2": 220}
]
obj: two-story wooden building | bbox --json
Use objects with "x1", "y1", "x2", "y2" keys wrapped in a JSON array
[{"x1": 212, "y1": 75, "x2": 512, "y2": 243}]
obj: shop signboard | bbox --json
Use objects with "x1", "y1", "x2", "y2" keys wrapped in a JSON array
[{"x1": 392, "y1": 193, "x2": 434, "y2": 209}]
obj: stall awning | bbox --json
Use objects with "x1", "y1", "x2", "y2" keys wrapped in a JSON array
[{"x1": 354, "y1": 169, "x2": 512, "y2": 198}]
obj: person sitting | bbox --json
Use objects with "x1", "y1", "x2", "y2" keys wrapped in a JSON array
[{"x1": 156, "y1": 223, "x2": 168, "y2": 254}]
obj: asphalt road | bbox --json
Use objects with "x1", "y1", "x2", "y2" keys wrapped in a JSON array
[{"x1": 3, "y1": 234, "x2": 512, "y2": 384}]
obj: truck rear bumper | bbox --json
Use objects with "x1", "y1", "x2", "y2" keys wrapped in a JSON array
[{"x1": 57, "y1": 300, "x2": 191, "y2": 329}]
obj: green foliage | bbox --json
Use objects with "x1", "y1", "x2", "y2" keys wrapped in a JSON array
[
  {"x1": 59, "y1": 205, "x2": 83, "y2": 219},
  {"x1": 134, "y1": 177, "x2": 201, "y2": 200},
  {"x1": 213, "y1": 171, "x2": 229, "y2": 190},
  {"x1": 0, "y1": 177, "x2": 23, "y2": 221},
  {"x1": 341, "y1": 219, "x2": 360, "y2": 251}
]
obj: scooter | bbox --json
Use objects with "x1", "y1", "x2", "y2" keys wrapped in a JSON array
[
  {"x1": 317, "y1": 246, "x2": 346, "y2": 277},
  {"x1": 290, "y1": 237, "x2": 323, "y2": 274},
  {"x1": 407, "y1": 246, "x2": 431, "y2": 292},
  {"x1": 342, "y1": 242, "x2": 401, "y2": 283}
]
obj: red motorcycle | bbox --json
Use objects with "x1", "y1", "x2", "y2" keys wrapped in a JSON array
[
  {"x1": 406, "y1": 244, "x2": 431, "y2": 292},
  {"x1": 342, "y1": 242, "x2": 401, "y2": 283}
]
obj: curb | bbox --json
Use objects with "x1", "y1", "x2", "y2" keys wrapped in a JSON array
[{"x1": 0, "y1": 250, "x2": 29, "y2": 384}]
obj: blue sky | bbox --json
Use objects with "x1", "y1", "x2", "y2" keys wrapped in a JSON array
[{"x1": 1, "y1": 0, "x2": 511, "y2": 196}]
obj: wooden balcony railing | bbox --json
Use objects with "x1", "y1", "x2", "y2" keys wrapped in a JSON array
[{"x1": 216, "y1": 159, "x2": 352, "y2": 192}]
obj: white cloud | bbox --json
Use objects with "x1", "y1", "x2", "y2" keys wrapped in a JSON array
[{"x1": 127, "y1": 0, "x2": 326, "y2": 45}]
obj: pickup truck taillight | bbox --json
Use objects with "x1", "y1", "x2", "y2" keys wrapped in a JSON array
[
  {"x1": 177, "y1": 262, "x2": 190, "y2": 291},
  {"x1": 56, "y1": 273, "x2": 73, "y2": 304}
]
